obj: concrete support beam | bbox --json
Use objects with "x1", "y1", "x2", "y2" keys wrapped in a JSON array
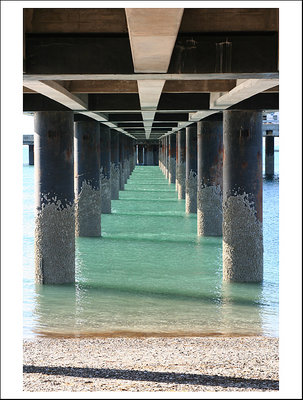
[
  {"x1": 34, "y1": 111, "x2": 75, "y2": 284},
  {"x1": 110, "y1": 130, "x2": 120, "y2": 200},
  {"x1": 210, "y1": 79, "x2": 279, "y2": 110},
  {"x1": 100, "y1": 125, "x2": 111, "y2": 214},
  {"x1": 177, "y1": 130, "x2": 186, "y2": 199},
  {"x1": 197, "y1": 119, "x2": 223, "y2": 236},
  {"x1": 223, "y1": 110, "x2": 263, "y2": 282},
  {"x1": 74, "y1": 120, "x2": 101, "y2": 237},
  {"x1": 137, "y1": 80, "x2": 165, "y2": 138},
  {"x1": 23, "y1": 80, "x2": 88, "y2": 110},
  {"x1": 185, "y1": 124, "x2": 197, "y2": 213},
  {"x1": 265, "y1": 130, "x2": 274, "y2": 176},
  {"x1": 125, "y1": 8, "x2": 184, "y2": 73},
  {"x1": 24, "y1": 72, "x2": 279, "y2": 82},
  {"x1": 168, "y1": 134, "x2": 176, "y2": 184},
  {"x1": 125, "y1": 9, "x2": 183, "y2": 138},
  {"x1": 29, "y1": 144, "x2": 34, "y2": 165}
]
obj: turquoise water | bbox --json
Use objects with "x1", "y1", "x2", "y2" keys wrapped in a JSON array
[{"x1": 23, "y1": 147, "x2": 279, "y2": 338}]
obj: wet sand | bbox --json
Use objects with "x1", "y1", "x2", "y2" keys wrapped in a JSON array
[{"x1": 23, "y1": 336, "x2": 279, "y2": 392}]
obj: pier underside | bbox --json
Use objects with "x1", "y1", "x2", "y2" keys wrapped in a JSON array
[{"x1": 23, "y1": 7, "x2": 279, "y2": 283}]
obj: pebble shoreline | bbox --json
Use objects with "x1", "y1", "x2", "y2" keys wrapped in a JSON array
[{"x1": 23, "y1": 336, "x2": 279, "y2": 392}]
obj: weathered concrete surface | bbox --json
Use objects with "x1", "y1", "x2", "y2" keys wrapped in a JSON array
[
  {"x1": 197, "y1": 185, "x2": 222, "y2": 236},
  {"x1": 101, "y1": 177, "x2": 111, "y2": 213},
  {"x1": 185, "y1": 170, "x2": 197, "y2": 214},
  {"x1": 74, "y1": 120, "x2": 101, "y2": 236},
  {"x1": 124, "y1": 159, "x2": 130, "y2": 184},
  {"x1": 99, "y1": 125, "x2": 111, "y2": 214},
  {"x1": 119, "y1": 162, "x2": 125, "y2": 190},
  {"x1": 223, "y1": 110, "x2": 263, "y2": 282},
  {"x1": 197, "y1": 119, "x2": 223, "y2": 236},
  {"x1": 110, "y1": 130, "x2": 120, "y2": 199},
  {"x1": 34, "y1": 111, "x2": 75, "y2": 284},
  {"x1": 168, "y1": 134, "x2": 176, "y2": 184},
  {"x1": 177, "y1": 130, "x2": 186, "y2": 199},
  {"x1": 35, "y1": 198, "x2": 75, "y2": 284},
  {"x1": 165, "y1": 137, "x2": 169, "y2": 179},
  {"x1": 175, "y1": 134, "x2": 179, "y2": 191},
  {"x1": 223, "y1": 193, "x2": 263, "y2": 282},
  {"x1": 177, "y1": 161, "x2": 186, "y2": 199},
  {"x1": 110, "y1": 162, "x2": 120, "y2": 199},
  {"x1": 169, "y1": 158, "x2": 176, "y2": 184},
  {"x1": 75, "y1": 180, "x2": 101, "y2": 237},
  {"x1": 185, "y1": 125, "x2": 197, "y2": 213}
]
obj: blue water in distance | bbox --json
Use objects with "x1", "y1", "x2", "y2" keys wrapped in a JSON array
[{"x1": 23, "y1": 146, "x2": 279, "y2": 338}]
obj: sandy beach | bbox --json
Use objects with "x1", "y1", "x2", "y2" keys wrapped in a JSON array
[{"x1": 23, "y1": 336, "x2": 279, "y2": 392}]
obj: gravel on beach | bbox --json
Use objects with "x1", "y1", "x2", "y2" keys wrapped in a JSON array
[{"x1": 23, "y1": 336, "x2": 279, "y2": 392}]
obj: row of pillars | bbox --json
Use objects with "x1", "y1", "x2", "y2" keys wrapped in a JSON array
[
  {"x1": 136, "y1": 144, "x2": 159, "y2": 166},
  {"x1": 159, "y1": 110, "x2": 265, "y2": 283},
  {"x1": 34, "y1": 111, "x2": 136, "y2": 284}
]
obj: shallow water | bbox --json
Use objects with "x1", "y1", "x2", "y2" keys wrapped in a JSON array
[{"x1": 23, "y1": 147, "x2": 279, "y2": 338}]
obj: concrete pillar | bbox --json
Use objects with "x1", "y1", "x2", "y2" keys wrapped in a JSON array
[
  {"x1": 145, "y1": 144, "x2": 154, "y2": 165},
  {"x1": 123, "y1": 136, "x2": 129, "y2": 184},
  {"x1": 138, "y1": 144, "x2": 143, "y2": 165},
  {"x1": 223, "y1": 110, "x2": 263, "y2": 282},
  {"x1": 119, "y1": 134, "x2": 125, "y2": 190},
  {"x1": 159, "y1": 138, "x2": 163, "y2": 172},
  {"x1": 133, "y1": 141, "x2": 137, "y2": 170},
  {"x1": 265, "y1": 130, "x2": 274, "y2": 176},
  {"x1": 165, "y1": 136, "x2": 169, "y2": 179},
  {"x1": 153, "y1": 144, "x2": 159, "y2": 166},
  {"x1": 168, "y1": 134, "x2": 176, "y2": 184},
  {"x1": 100, "y1": 125, "x2": 111, "y2": 214},
  {"x1": 197, "y1": 118, "x2": 223, "y2": 236},
  {"x1": 175, "y1": 135, "x2": 179, "y2": 191},
  {"x1": 185, "y1": 124, "x2": 197, "y2": 213},
  {"x1": 160, "y1": 139, "x2": 164, "y2": 173},
  {"x1": 74, "y1": 120, "x2": 101, "y2": 237},
  {"x1": 135, "y1": 144, "x2": 138, "y2": 166},
  {"x1": 159, "y1": 141, "x2": 162, "y2": 169},
  {"x1": 127, "y1": 139, "x2": 132, "y2": 176},
  {"x1": 34, "y1": 111, "x2": 75, "y2": 284},
  {"x1": 131, "y1": 140, "x2": 136, "y2": 171},
  {"x1": 177, "y1": 129, "x2": 186, "y2": 199},
  {"x1": 110, "y1": 130, "x2": 120, "y2": 200},
  {"x1": 29, "y1": 144, "x2": 34, "y2": 165},
  {"x1": 127, "y1": 138, "x2": 132, "y2": 174},
  {"x1": 128, "y1": 138, "x2": 133, "y2": 174},
  {"x1": 162, "y1": 139, "x2": 165, "y2": 171}
]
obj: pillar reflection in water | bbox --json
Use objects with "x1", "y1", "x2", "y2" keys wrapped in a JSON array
[
  {"x1": 219, "y1": 282, "x2": 263, "y2": 336},
  {"x1": 34, "y1": 284, "x2": 78, "y2": 336}
]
